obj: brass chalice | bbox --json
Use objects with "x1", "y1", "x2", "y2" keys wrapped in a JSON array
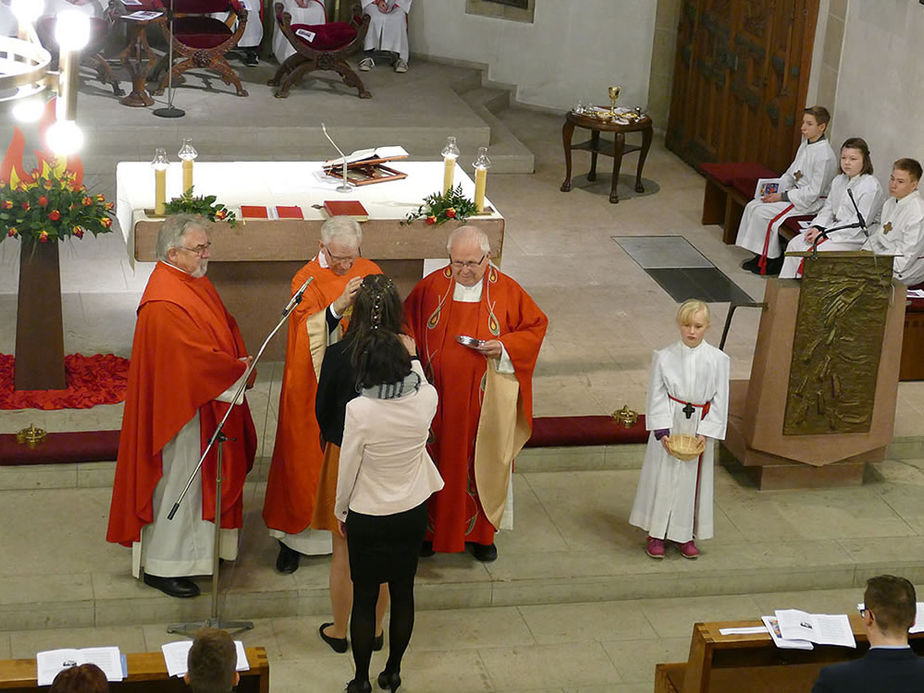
[{"x1": 608, "y1": 85, "x2": 621, "y2": 118}]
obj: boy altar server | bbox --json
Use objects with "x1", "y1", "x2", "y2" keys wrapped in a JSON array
[{"x1": 737, "y1": 106, "x2": 837, "y2": 276}]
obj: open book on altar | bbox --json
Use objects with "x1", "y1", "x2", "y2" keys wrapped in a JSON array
[{"x1": 323, "y1": 146, "x2": 409, "y2": 186}]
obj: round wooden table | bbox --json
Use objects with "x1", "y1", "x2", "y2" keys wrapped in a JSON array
[{"x1": 560, "y1": 110, "x2": 653, "y2": 203}]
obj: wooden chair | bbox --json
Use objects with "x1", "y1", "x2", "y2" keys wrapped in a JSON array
[
  {"x1": 268, "y1": 1, "x2": 371, "y2": 99},
  {"x1": 35, "y1": 12, "x2": 124, "y2": 97},
  {"x1": 153, "y1": 0, "x2": 250, "y2": 97}
]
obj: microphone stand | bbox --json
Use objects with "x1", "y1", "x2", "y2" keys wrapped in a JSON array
[
  {"x1": 153, "y1": 0, "x2": 185, "y2": 118},
  {"x1": 165, "y1": 278, "x2": 312, "y2": 636},
  {"x1": 321, "y1": 122, "x2": 353, "y2": 193},
  {"x1": 847, "y1": 188, "x2": 868, "y2": 237}
]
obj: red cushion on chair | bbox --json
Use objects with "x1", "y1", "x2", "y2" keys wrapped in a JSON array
[
  {"x1": 731, "y1": 176, "x2": 760, "y2": 199},
  {"x1": 700, "y1": 162, "x2": 778, "y2": 185},
  {"x1": 174, "y1": 16, "x2": 234, "y2": 49},
  {"x1": 173, "y1": 0, "x2": 235, "y2": 12},
  {"x1": 292, "y1": 22, "x2": 357, "y2": 50}
]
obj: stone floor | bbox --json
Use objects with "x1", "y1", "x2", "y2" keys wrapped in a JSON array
[{"x1": 2, "y1": 59, "x2": 924, "y2": 692}]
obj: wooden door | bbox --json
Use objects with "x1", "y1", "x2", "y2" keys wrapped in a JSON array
[{"x1": 666, "y1": 0, "x2": 820, "y2": 173}]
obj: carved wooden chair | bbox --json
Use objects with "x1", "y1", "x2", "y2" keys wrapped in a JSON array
[
  {"x1": 35, "y1": 11, "x2": 124, "y2": 97},
  {"x1": 268, "y1": 1, "x2": 371, "y2": 99},
  {"x1": 152, "y1": 0, "x2": 249, "y2": 97}
]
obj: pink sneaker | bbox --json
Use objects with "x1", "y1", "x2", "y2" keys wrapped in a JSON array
[
  {"x1": 646, "y1": 536, "x2": 665, "y2": 559},
  {"x1": 677, "y1": 540, "x2": 699, "y2": 559}
]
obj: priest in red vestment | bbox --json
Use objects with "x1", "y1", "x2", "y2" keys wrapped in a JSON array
[
  {"x1": 404, "y1": 225, "x2": 547, "y2": 561},
  {"x1": 263, "y1": 217, "x2": 381, "y2": 573},
  {"x1": 107, "y1": 215, "x2": 257, "y2": 598}
]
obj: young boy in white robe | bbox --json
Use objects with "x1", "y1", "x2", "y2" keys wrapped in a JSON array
[
  {"x1": 780, "y1": 137, "x2": 884, "y2": 279},
  {"x1": 629, "y1": 300, "x2": 729, "y2": 559},
  {"x1": 861, "y1": 158, "x2": 924, "y2": 286},
  {"x1": 359, "y1": 0, "x2": 411, "y2": 73},
  {"x1": 737, "y1": 106, "x2": 837, "y2": 276}
]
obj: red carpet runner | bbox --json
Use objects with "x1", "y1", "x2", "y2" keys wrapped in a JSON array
[{"x1": 0, "y1": 353, "x2": 129, "y2": 410}]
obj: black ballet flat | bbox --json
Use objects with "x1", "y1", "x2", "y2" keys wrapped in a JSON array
[
  {"x1": 346, "y1": 679, "x2": 372, "y2": 693},
  {"x1": 376, "y1": 670, "x2": 401, "y2": 691},
  {"x1": 319, "y1": 622, "x2": 349, "y2": 653}
]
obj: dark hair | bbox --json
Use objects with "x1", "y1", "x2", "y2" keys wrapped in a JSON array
[
  {"x1": 349, "y1": 274, "x2": 410, "y2": 389},
  {"x1": 864, "y1": 575, "x2": 916, "y2": 634},
  {"x1": 840, "y1": 137, "x2": 874, "y2": 175},
  {"x1": 187, "y1": 628, "x2": 236, "y2": 693},
  {"x1": 50, "y1": 664, "x2": 109, "y2": 693},
  {"x1": 803, "y1": 105, "x2": 830, "y2": 127},
  {"x1": 893, "y1": 157, "x2": 923, "y2": 182}
]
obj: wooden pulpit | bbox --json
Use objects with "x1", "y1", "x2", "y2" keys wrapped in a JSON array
[{"x1": 722, "y1": 251, "x2": 904, "y2": 489}]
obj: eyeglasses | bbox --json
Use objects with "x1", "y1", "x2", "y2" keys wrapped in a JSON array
[
  {"x1": 324, "y1": 246, "x2": 361, "y2": 263},
  {"x1": 449, "y1": 254, "x2": 486, "y2": 270},
  {"x1": 176, "y1": 242, "x2": 211, "y2": 256}
]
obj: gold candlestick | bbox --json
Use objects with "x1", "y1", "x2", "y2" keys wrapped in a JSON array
[
  {"x1": 441, "y1": 136, "x2": 460, "y2": 193},
  {"x1": 473, "y1": 147, "x2": 491, "y2": 213}
]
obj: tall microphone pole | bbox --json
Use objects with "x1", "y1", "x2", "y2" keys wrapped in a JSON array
[
  {"x1": 321, "y1": 122, "x2": 353, "y2": 193},
  {"x1": 846, "y1": 188, "x2": 868, "y2": 237},
  {"x1": 165, "y1": 276, "x2": 313, "y2": 636},
  {"x1": 154, "y1": 0, "x2": 185, "y2": 118}
]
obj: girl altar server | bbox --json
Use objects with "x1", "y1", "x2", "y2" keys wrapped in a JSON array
[
  {"x1": 780, "y1": 137, "x2": 884, "y2": 279},
  {"x1": 629, "y1": 300, "x2": 729, "y2": 559},
  {"x1": 737, "y1": 106, "x2": 837, "y2": 275}
]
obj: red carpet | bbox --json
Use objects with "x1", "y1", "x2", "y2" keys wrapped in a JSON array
[
  {"x1": 526, "y1": 415, "x2": 648, "y2": 447},
  {"x1": 0, "y1": 353, "x2": 129, "y2": 410}
]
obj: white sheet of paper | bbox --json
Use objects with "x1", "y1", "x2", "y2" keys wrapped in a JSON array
[
  {"x1": 761, "y1": 616, "x2": 814, "y2": 650},
  {"x1": 122, "y1": 10, "x2": 163, "y2": 20},
  {"x1": 36, "y1": 647, "x2": 124, "y2": 686},
  {"x1": 776, "y1": 609, "x2": 856, "y2": 647},
  {"x1": 799, "y1": 220, "x2": 813, "y2": 230},
  {"x1": 295, "y1": 28, "x2": 316, "y2": 42},
  {"x1": 325, "y1": 146, "x2": 409, "y2": 167},
  {"x1": 907, "y1": 289, "x2": 924, "y2": 299},
  {"x1": 718, "y1": 626, "x2": 769, "y2": 635},
  {"x1": 162, "y1": 640, "x2": 251, "y2": 678}
]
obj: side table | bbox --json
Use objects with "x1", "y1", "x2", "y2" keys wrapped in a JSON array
[
  {"x1": 560, "y1": 110, "x2": 653, "y2": 203},
  {"x1": 118, "y1": 12, "x2": 162, "y2": 107}
]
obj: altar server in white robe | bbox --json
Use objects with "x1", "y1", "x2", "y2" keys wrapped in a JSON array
[
  {"x1": 629, "y1": 300, "x2": 729, "y2": 560},
  {"x1": 861, "y1": 158, "x2": 924, "y2": 286},
  {"x1": 272, "y1": 0, "x2": 326, "y2": 64},
  {"x1": 359, "y1": 0, "x2": 411, "y2": 73},
  {"x1": 780, "y1": 137, "x2": 884, "y2": 279},
  {"x1": 737, "y1": 106, "x2": 837, "y2": 276},
  {"x1": 214, "y1": 0, "x2": 263, "y2": 65}
]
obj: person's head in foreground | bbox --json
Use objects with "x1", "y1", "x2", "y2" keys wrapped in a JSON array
[
  {"x1": 50, "y1": 663, "x2": 109, "y2": 693},
  {"x1": 676, "y1": 299, "x2": 710, "y2": 349},
  {"x1": 889, "y1": 158, "x2": 922, "y2": 201},
  {"x1": 863, "y1": 574, "x2": 916, "y2": 644},
  {"x1": 447, "y1": 225, "x2": 491, "y2": 287},
  {"x1": 185, "y1": 627, "x2": 239, "y2": 693},
  {"x1": 350, "y1": 273, "x2": 410, "y2": 388},
  {"x1": 156, "y1": 214, "x2": 213, "y2": 279}
]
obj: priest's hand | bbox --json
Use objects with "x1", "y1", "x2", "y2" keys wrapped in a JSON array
[
  {"x1": 332, "y1": 276, "x2": 363, "y2": 315},
  {"x1": 475, "y1": 339, "x2": 503, "y2": 359},
  {"x1": 375, "y1": 0, "x2": 389, "y2": 12},
  {"x1": 761, "y1": 192, "x2": 782, "y2": 203},
  {"x1": 399, "y1": 333, "x2": 417, "y2": 356},
  {"x1": 337, "y1": 520, "x2": 346, "y2": 538},
  {"x1": 241, "y1": 356, "x2": 257, "y2": 389},
  {"x1": 804, "y1": 227, "x2": 823, "y2": 244},
  {"x1": 659, "y1": 435, "x2": 671, "y2": 453}
]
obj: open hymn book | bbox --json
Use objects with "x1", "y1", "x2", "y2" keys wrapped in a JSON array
[{"x1": 36, "y1": 647, "x2": 124, "y2": 686}]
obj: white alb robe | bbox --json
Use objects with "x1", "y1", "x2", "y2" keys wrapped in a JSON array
[
  {"x1": 629, "y1": 340, "x2": 729, "y2": 544},
  {"x1": 861, "y1": 190, "x2": 924, "y2": 286},
  {"x1": 214, "y1": 0, "x2": 262, "y2": 49},
  {"x1": 736, "y1": 137, "x2": 837, "y2": 259},
  {"x1": 272, "y1": 0, "x2": 326, "y2": 64},
  {"x1": 362, "y1": 0, "x2": 411, "y2": 62},
  {"x1": 780, "y1": 173, "x2": 884, "y2": 279}
]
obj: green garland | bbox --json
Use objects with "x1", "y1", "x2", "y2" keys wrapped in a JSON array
[
  {"x1": 164, "y1": 186, "x2": 237, "y2": 226},
  {"x1": 402, "y1": 184, "x2": 477, "y2": 226}
]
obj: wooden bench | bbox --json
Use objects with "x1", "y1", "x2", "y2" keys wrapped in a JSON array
[
  {"x1": 699, "y1": 162, "x2": 778, "y2": 244},
  {"x1": 654, "y1": 618, "x2": 924, "y2": 693},
  {"x1": 0, "y1": 647, "x2": 269, "y2": 692},
  {"x1": 902, "y1": 285, "x2": 924, "y2": 381}
]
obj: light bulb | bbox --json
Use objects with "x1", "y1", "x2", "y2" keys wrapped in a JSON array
[
  {"x1": 12, "y1": 96, "x2": 45, "y2": 123},
  {"x1": 46, "y1": 120, "x2": 84, "y2": 156},
  {"x1": 55, "y1": 10, "x2": 91, "y2": 51},
  {"x1": 11, "y1": 0, "x2": 44, "y2": 26}
]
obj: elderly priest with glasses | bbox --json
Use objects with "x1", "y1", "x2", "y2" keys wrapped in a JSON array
[
  {"x1": 107, "y1": 214, "x2": 258, "y2": 598},
  {"x1": 404, "y1": 225, "x2": 547, "y2": 562}
]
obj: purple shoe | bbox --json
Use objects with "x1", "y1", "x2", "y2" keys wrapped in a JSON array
[{"x1": 646, "y1": 536, "x2": 665, "y2": 559}]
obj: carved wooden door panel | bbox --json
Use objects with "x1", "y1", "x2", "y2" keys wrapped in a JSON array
[{"x1": 667, "y1": 0, "x2": 820, "y2": 173}]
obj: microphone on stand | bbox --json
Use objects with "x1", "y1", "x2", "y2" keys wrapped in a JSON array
[
  {"x1": 153, "y1": 0, "x2": 185, "y2": 119},
  {"x1": 847, "y1": 188, "x2": 868, "y2": 237},
  {"x1": 282, "y1": 276, "x2": 313, "y2": 317},
  {"x1": 321, "y1": 122, "x2": 352, "y2": 193}
]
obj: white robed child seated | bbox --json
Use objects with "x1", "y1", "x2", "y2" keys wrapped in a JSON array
[
  {"x1": 779, "y1": 137, "x2": 884, "y2": 279},
  {"x1": 629, "y1": 299, "x2": 729, "y2": 560},
  {"x1": 736, "y1": 105, "x2": 837, "y2": 276},
  {"x1": 861, "y1": 157, "x2": 924, "y2": 286}
]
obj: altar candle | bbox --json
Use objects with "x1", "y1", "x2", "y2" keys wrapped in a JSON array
[
  {"x1": 154, "y1": 168, "x2": 166, "y2": 215},
  {"x1": 182, "y1": 159, "x2": 193, "y2": 193},
  {"x1": 177, "y1": 138, "x2": 198, "y2": 194},
  {"x1": 474, "y1": 166, "x2": 487, "y2": 213},
  {"x1": 443, "y1": 156, "x2": 457, "y2": 194}
]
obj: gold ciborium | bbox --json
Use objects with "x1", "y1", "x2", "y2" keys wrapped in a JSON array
[
  {"x1": 607, "y1": 85, "x2": 621, "y2": 117},
  {"x1": 612, "y1": 404, "x2": 638, "y2": 428}
]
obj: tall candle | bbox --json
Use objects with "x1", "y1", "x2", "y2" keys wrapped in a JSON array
[
  {"x1": 154, "y1": 169, "x2": 166, "y2": 215},
  {"x1": 182, "y1": 159, "x2": 193, "y2": 193},
  {"x1": 443, "y1": 156, "x2": 457, "y2": 194},
  {"x1": 474, "y1": 166, "x2": 487, "y2": 213}
]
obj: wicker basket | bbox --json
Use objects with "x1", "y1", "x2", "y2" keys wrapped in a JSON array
[{"x1": 666, "y1": 434, "x2": 705, "y2": 461}]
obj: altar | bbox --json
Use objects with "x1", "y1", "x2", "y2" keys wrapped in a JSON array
[{"x1": 116, "y1": 161, "x2": 504, "y2": 358}]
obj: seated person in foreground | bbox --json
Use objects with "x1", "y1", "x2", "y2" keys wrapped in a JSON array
[
  {"x1": 736, "y1": 105, "x2": 837, "y2": 276},
  {"x1": 185, "y1": 628, "x2": 239, "y2": 693},
  {"x1": 360, "y1": 0, "x2": 411, "y2": 73},
  {"x1": 861, "y1": 157, "x2": 924, "y2": 285},
  {"x1": 779, "y1": 137, "x2": 884, "y2": 279},
  {"x1": 272, "y1": 0, "x2": 327, "y2": 65},
  {"x1": 812, "y1": 574, "x2": 924, "y2": 693}
]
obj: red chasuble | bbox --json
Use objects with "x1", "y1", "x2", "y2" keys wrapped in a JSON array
[
  {"x1": 263, "y1": 256, "x2": 381, "y2": 535},
  {"x1": 404, "y1": 265, "x2": 547, "y2": 552},
  {"x1": 107, "y1": 263, "x2": 257, "y2": 546}
]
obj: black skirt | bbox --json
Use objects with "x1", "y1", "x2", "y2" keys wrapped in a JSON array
[{"x1": 346, "y1": 502, "x2": 428, "y2": 585}]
